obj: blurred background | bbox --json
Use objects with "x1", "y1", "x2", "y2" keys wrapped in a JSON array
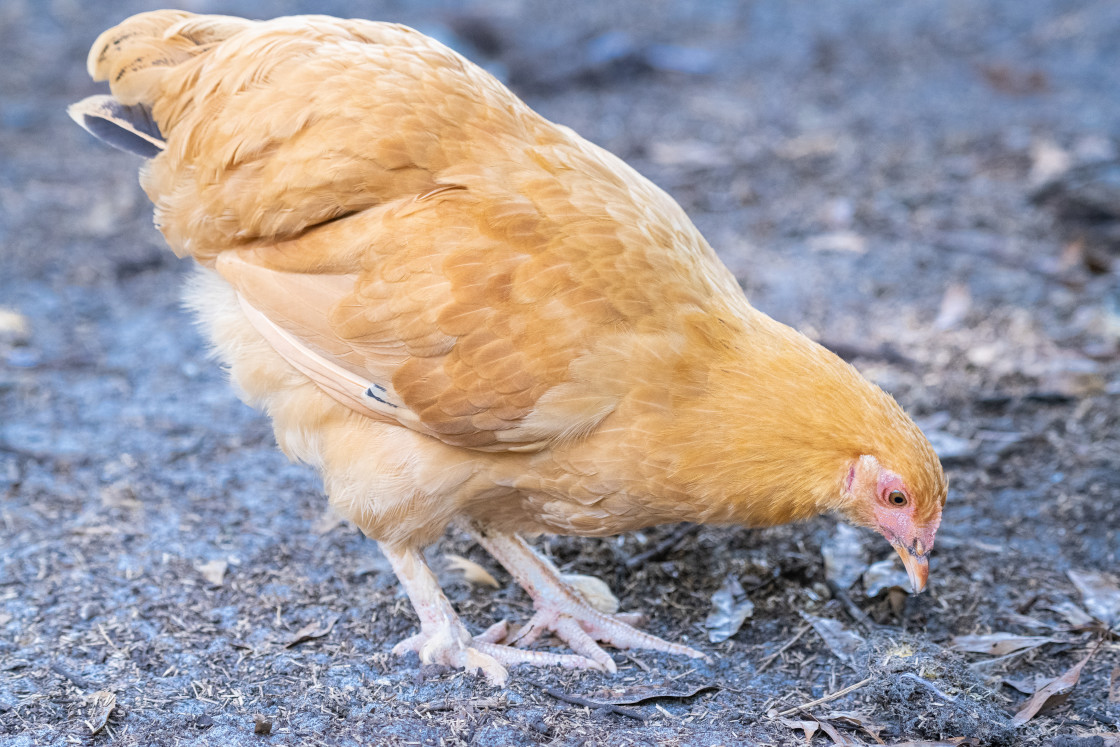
[{"x1": 1, "y1": 1, "x2": 1118, "y2": 744}]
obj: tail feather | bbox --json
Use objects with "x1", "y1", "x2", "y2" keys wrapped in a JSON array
[
  {"x1": 87, "y1": 10, "x2": 252, "y2": 106},
  {"x1": 68, "y1": 95, "x2": 165, "y2": 157}
]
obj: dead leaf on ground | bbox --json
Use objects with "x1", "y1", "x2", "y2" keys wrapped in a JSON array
[
  {"x1": 822, "y1": 710, "x2": 888, "y2": 743},
  {"x1": 1109, "y1": 664, "x2": 1119, "y2": 704},
  {"x1": 775, "y1": 716, "x2": 818, "y2": 742},
  {"x1": 285, "y1": 613, "x2": 340, "y2": 648},
  {"x1": 950, "y1": 632, "x2": 1062, "y2": 656},
  {"x1": 602, "y1": 683, "x2": 718, "y2": 706},
  {"x1": 864, "y1": 557, "x2": 913, "y2": 598},
  {"x1": 563, "y1": 573, "x2": 619, "y2": 614},
  {"x1": 815, "y1": 717, "x2": 865, "y2": 746},
  {"x1": 85, "y1": 690, "x2": 116, "y2": 735},
  {"x1": 1045, "y1": 599, "x2": 1096, "y2": 628},
  {"x1": 196, "y1": 559, "x2": 227, "y2": 587},
  {"x1": 822, "y1": 523, "x2": 868, "y2": 590},
  {"x1": 1010, "y1": 644, "x2": 1099, "y2": 726},
  {"x1": 1068, "y1": 569, "x2": 1120, "y2": 626},
  {"x1": 705, "y1": 574, "x2": 754, "y2": 643},
  {"x1": 801, "y1": 612, "x2": 866, "y2": 667},
  {"x1": 445, "y1": 554, "x2": 500, "y2": 588},
  {"x1": 1001, "y1": 674, "x2": 1051, "y2": 695}
]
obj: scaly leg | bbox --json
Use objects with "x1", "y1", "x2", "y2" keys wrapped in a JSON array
[
  {"x1": 379, "y1": 542, "x2": 604, "y2": 685},
  {"x1": 460, "y1": 520, "x2": 709, "y2": 672}
]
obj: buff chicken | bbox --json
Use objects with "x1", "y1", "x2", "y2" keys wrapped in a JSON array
[{"x1": 70, "y1": 10, "x2": 946, "y2": 684}]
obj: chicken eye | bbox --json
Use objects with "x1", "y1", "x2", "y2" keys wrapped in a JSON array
[{"x1": 888, "y1": 490, "x2": 908, "y2": 506}]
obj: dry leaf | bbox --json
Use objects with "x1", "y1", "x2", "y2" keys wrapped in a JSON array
[
  {"x1": 1110, "y1": 664, "x2": 1119, "y2": 704},
  {"x1": 775, "y1": 716, "x2": 818, "y2": 742},
  {"x1": 196, "y1": 559, "x2": 227, "y2": 587},
  {"x1": 603, "y1": 683, "x2": 718, "y2": 706},
  {"x1": 801, "y1": 613, "x2": 865, "y2": 667},
  {"x1": 445, "y1": 554, "x2": 500, "y2": 588},
  {"x1": 563, "y1": 573, "x2": 619, "y2": 614},
  {"x1": 815, "y1": 717, "x2": 865, "y2": 746},
  {"x1": 1001, "y1": 674, "x2": 1050, "y2": 695},
  {"x1": 1068, "y1": 569, "x2": 1120, "y2": 626},
  {"x1": 1045, "y1": 599, "x2": 1096, "y2": 628},
  {"x1": 705, "y1": 575, "x2": 755, "y2": 643},
  {"x1": 864, "y1": 557, "x2": 913, "y2": 598},
  {"x1": 822, "y1": 523, "x2": 868, "y2": 590},
  {"x1": 1010, "y1": 645, "x2": 1098, "y2": 726},
  {"x1": 820, "y1": 710, "x2": 888, "y2": 743},
  {"x1": 285, "y1": 613, "x2": 340, "y2": 647},
  {"x1": 950, "y1": 632, "x2": 1061, "y2": 656},
  {"x1": 85, "y1": 690, "x2": 116, "y2": 735}
]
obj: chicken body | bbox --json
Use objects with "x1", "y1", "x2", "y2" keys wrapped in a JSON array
[{"x1": 73, "y1": 11, "x2": 947, "y2": 684}]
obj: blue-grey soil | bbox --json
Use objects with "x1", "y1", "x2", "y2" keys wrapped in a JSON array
[{"x1": 1, "y1": 1, "x2": 1118, "y2": 745}]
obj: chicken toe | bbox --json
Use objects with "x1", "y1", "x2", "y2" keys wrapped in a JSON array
[
  {"x1": 461, "y1": 521, "x2": 710, "y2": 667},
  {"x1": 380, "y1": 543, "x2": 604, "y2": 685}
]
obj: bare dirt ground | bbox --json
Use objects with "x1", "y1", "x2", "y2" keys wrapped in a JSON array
[{"x1": 2, "y1": 1, "x2": 1119, "y2": 745}]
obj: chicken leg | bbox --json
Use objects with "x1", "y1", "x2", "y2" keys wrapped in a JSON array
[
  {"x1": 460, "y1": 520, "x2": 709, "y2": 672},
  {"x1": 379, "y1": 542, "x2": 602, "y2": 685}
]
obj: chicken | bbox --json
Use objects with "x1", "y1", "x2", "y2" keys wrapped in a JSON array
[{"x1": 70, "y1": 10, "x2": 947, "y2": 685}]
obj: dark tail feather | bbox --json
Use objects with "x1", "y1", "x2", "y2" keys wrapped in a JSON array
[{"x1": 68, "y1": 95, "x2": 165, "y2": 158}]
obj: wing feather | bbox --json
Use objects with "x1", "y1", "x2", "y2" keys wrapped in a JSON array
[{"x1": 89, "y1": 11, "x2": 746, "y2": 452}]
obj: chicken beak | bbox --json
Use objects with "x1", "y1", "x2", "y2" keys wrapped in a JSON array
[{"x1": 892, "y1": 543, "x2": 929, "y2": 593}]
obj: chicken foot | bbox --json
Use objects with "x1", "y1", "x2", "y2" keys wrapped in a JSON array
[
  {"x1": 460, "y1": 520, "x2": 709, "y2": 672},
  {"x1": 379, "y1": 542, "x2": 602, "y2": 685}
]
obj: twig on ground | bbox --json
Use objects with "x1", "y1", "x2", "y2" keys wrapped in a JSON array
[
  {"x1": 625, "y1": 523, "x2": 700, "y2": 569},
  {"x1": 774, "y1": 676, "x2": 873, "y2": 717},
  {"x1": 756, "y1": 623, "x2": 811, "y2": 674}
]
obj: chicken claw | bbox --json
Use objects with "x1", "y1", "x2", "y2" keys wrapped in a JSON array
[
  {"x1": 380, "y1": 544, "x2": 603, "y2": 685},
  {"x1": 461, "y1": 520, "x2": 710, "y2": 671}
]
